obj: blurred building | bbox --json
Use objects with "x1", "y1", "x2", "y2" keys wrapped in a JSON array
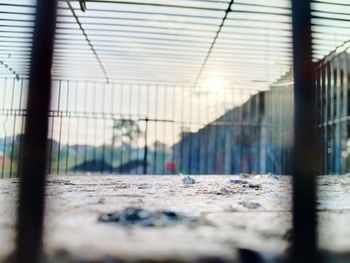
[{"x1": 172, "y1": 72, "x2": 293, "y2": 175}]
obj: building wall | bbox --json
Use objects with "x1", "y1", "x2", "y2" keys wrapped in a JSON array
[
  {"x1": 172, "y1": 79, "x2": 294, "y2": 175},
  {"x1": 317, "y1": 52, "x2": 350, "y2": 174}
]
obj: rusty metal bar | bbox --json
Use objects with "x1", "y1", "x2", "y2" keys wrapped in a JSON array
[
  {"x1": 291, "y1": 0, "x2": 320, "y2": 262},
  {"x1": 15, "y1": 0, "x2": 58, "y2": 262}
]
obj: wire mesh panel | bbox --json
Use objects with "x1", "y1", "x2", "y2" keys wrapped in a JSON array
[
  {"x1": 0, "y1": 79, "x2": 295, "y2": 177},
  {"x1": 312, "y1": 0, "x2": 350, "y2": 174},
  {"x1": 0, "y1": 0, "x2": 296, "y2": 177},
  {"x1": 45, "y1": 80, "x2": 291, "y2": 175},
  {"x1": 0, "y1": 79, "x2": 27, "y2": 178},
  {"x1": 316, "y1": 51, "x2": 350, "y2": 175}
]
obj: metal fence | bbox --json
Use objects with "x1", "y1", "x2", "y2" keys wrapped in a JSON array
[
  {"x1": 317, "y1": 51, "x2": 350, "y2": 175},
  {"x1": 2, "y1": 0, "x2": 345, "y2": 261},
  {"x1": 0, "y1": 77, "x2": 294, "y2": 177},
  {"x1": 0, "y1": 78, "x2": 27, "y2": 178}
]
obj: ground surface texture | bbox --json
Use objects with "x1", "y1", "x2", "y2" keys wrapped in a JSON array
[{"x1": 1, "y1": 174, "x2": 350, "y2": 262}]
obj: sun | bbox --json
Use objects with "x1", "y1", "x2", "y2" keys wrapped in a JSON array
[{"x1": 208, "y1": 77, "x2": 223, "y2": 93}]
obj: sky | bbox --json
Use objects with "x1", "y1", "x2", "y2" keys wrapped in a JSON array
[{"x1": 0, "y1": 0, "x2": 349, "y2": 147}]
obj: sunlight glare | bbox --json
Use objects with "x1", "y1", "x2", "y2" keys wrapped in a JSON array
[{"x1": 208, "y1": 77, "x2": 223, "y2": 93}]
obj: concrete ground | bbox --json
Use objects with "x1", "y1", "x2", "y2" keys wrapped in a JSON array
[{"x1": 0, "y1": 174, "x2": 350, "y2": 262}]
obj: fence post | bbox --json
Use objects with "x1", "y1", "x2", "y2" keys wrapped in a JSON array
[
  {"x1": 291, "y1": 0, "x2": 321, "y2": 262},
  {"x1": 15, "y1": 0, "x2": 58, "y2": 262}
]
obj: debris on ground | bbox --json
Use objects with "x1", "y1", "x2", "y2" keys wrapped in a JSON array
[
  {"x1": 182, "y1": 175, "x2": 196, "y2": 184},
  {"x1": 98, "y1": 207, "x2": 198, "y2": 227},
  {"x1": 239, "y1": 201, "x2": 261, "y2": 209},
  {"x1": 45, "y1": 180, "x2": 76, "y2": 186},
  {"x1": 215, "y1": 187, "x2": 239, "y2": 195},
  {"x1": 228, "y1": 179, "x2": 249, "y2": 185},
  {"x1": 228, "y1": 179, "x2": 262, "y2": 191},
  {"x1": 246, "y1": 183, "x2": 262, "y2": 191},
  {"x1": 239, "y1": 173, "x2": 251, "y2": 178}
]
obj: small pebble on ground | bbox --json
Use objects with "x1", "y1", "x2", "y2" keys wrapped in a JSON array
[
  {"x1": 98, "y1": 207, "x2": 198, "y2": 227},
  {"x1": 228, "y1": 179, "x2": 249, "y2": 185},
  {"x1": 182, "y1": 175, "x2": 196, "y2": 184},
  {"x1": 239, "y1": 201, "x2": 261, "y2": 209},
  {"x1": 227, "y1": 179, "x2": 262, "y2": 191}
]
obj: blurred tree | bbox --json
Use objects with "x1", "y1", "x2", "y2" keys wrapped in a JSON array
[{"x1": 112, "y1": 119, "x2": 143, "y2": 146}]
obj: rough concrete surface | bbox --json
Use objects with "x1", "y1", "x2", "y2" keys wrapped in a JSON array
[{"x1": 0, "y1": 174, "x2": 350, "y2": 262}]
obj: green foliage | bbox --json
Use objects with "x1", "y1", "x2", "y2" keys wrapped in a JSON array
[{"x1": 112, "y1": 119, "x2": 143, "y2": 145}]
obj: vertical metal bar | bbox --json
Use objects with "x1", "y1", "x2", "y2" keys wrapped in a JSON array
[
  {"x1": 48, "y1": 81, "x2": 56, "y2": 174},
  {"x1": 1, "y1": 78, "x2": 7, "y2": 178},
  {"x1": 10, "y1": 79, "x2": 17, "y2": 178},
  {"x1": 16, "y1": 79, "x2": 24, "y2": 178},
  {"x1": 339, "y1": 56, "x2": 346, "y2": 174},
  {"x1": 143, "y1": 84, "x2": 150, "y2": 175},
  {"x1": 345, "y1": 55, "x2": 350, "y2": 173},
  {"x1": 222, "y1": 88, "x2": 226, "y2": 174},
  {"x1": 74, "y1": 81, "x2": 79, "y2": 173},
  {"x1": 48, "y1": 115, "x2": 54, "y2": 174},
  {"x1": 272, "y1": 89, "x2": 276, "y2": 173},
  {"x1": 205, "y1": 87, "x2": 209, "y2": 174},
  {"x1": 101, "y1": 82, "x2": 106, "y2": 174},
  {"x1": 326, "y1": 64, "x2": 332, "y2": 173},
  {"x1": 65, "y1": 80, "x2": 71, "y2": 174},
  {"x1": 196, "y1": 89, "x2": 201, "y2": 174},
  {"x1": 279, "y1": 88, "x2": 283, "y2": 174},
  {"x1": 15, "y1": 0, "x2": 57, "y2": 262},
  {"x1": 162, "y1": 85, "x2": 167, "y2": 175},
  {"x1": 128, "y1": 84, "x2": 132, "y2": 174},
  {"x1": 331, "y1": 65, "x2": 336, "y2": 173},
  {"x1": 334, "y1": 61, "x2": 341, "y2": 173},
  {"x1": 110, "y1": 83, "x2": 115, "y2": 174},
  {"x1": 56, "y1": 80, "x2": 63, "y2": 174},
  {"x1": 247, "y1": 94, "x2": 252, "y2": 172},
  {"x1": 322, "y1": 63, "x2": 326, "y2": 174},
  {"x1": 255, "y1": 93, "x2": 260, "y2": 173},
  {"x1": 213, "y1": 89, "x2": 218, "y2": 173},
  {"x1": 83, "y1": 81, "x2": 88, "y2": 173},
  {"x1": 239, "y1": 89, "x2": 243, "y2": 172},
  {"x1": 188, "y1": 89, "x2": 193, "y2": 174},
  {"x1": 231, "y1": 89, "x2": 236, "y2": 174},
  {"x1": 143, "y1": 117, "x2": 148, "y2": 175},
  {"x1": 136, "y1": 84, "x2": 141, "y2": 174},
  {"x1": 119, "y1": 84, "x2": 124, "y2": 171},
  {"x1": 278, "y1": 88, "x2": 283, "y2": 174},
  {"x1": 281, "y1": 88, "x2": 285, "y2": 174},
  {"x1": 291, "y1": 0, "x2": 320, "y2": 262},
  {"x1": 180, "y1": 85, "x2": 185, "y2": 173},
  {"x1": 92, "y1": 82, "x2": 97, "y2": 172},
  {"x1": 172, "y1": 85, "x2": 176, "y2": 174},
  {"x1": 154, "y1": 85, "x2": 159, "y2": 174}
]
